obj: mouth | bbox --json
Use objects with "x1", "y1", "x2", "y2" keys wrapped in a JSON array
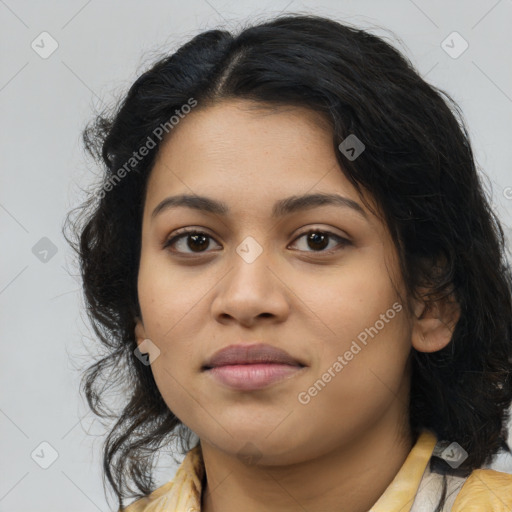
[{"x1": 201, "y1": 343, "x2": 307, "y2": 391}]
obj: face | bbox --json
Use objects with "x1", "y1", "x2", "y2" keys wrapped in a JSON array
[{"x1": 135, "y1": 99, "x2": 415, "y2": 465}]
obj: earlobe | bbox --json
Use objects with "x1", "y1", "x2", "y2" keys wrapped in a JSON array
[{"x1": 411, "y1": 296, "x2": 460, "y2": 353}]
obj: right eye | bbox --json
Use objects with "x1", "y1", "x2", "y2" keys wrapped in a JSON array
[{"x1": 162, "y1": 229, "x2": 222, "y2": 255}]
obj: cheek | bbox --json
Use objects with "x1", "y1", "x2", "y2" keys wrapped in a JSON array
[
  {"x1": 292, "y1": 250, "x2": 411, "y2": 397},
  {"x1": 137, "y1": 254, "x2": 201, "y2": 312},
  {"x1": 290, "y1": 252, "x2": 403, "y2": 348},
  {"x1": 137, "y1": 250, "x2": 211, "y2": 335},
  {"x1": 136, "y1": 255, "x2": 211, "y2": 414}
]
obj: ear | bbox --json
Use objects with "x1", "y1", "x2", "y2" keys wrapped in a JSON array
[
  {"x1": 134, "y1": 316, "x2": 147, "y2": 348},
  {"x1": 411, "y1": 292, "x2": 461, "y2": 353}
]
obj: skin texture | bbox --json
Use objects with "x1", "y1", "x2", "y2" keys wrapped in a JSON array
[{"x1": 134, "y1": 99, "x2": 460, "y2": 512}]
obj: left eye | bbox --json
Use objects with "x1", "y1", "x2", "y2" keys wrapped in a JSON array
[
  {"x1": 290, "y1": 230, "x2": 350, "y2": 253},
  {"x1": 163, "y1": 229, "x2": 350, "y2": 255}
]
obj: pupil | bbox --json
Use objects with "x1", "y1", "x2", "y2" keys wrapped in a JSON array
[
  {"x1": 309, "y1": 232, "x2": 328, "y2": 250},
  {"x1": 189, "y1": 234, "x2": 208, "y2": 252}
]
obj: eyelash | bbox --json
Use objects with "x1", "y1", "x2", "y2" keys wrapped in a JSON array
[{"x1": 162, "y1": 228, "x2": 351, "y2": 256}]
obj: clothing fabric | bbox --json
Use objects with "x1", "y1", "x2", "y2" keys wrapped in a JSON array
[{"x1": 122, "y1": 430, "x2": 512, "y2": 511}]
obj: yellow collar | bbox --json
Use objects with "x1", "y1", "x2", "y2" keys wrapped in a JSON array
[
  {"x1": 124, "y1": 430, "x2": 438, "y2": 512},
  {"x1": 371, "y1": 430, "x2": 438, "y2": 511}
]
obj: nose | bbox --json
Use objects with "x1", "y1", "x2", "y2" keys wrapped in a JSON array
[{"x1": 211, "y1": 246, "x2": 290, "y2": 327}]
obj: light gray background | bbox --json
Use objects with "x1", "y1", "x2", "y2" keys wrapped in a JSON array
[{"x1": 1, "y1": 1, "x2": 512, "y2": 511}]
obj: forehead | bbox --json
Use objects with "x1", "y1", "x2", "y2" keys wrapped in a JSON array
[
  {"x1": 143, "y1": 99, "x2": 377, "y2": 221},
  {"x1": 151, "y1": 100, "x2": 334, "y2": 175}
]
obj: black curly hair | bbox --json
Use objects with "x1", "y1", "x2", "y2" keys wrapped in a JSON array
[{"x1": 63, "y1": 12, "x2": 512, "y2": 512}]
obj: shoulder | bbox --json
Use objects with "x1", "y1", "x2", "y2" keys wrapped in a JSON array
[{"x1": 451, "y1": 468, "x2": 512, "y2": 511}]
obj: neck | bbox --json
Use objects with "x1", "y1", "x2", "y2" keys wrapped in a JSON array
[{"x1": 200, "y1": 411, "x2": 413, "y2": 512}]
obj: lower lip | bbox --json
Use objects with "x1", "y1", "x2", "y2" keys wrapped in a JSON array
[{"x1": 205, "y1": 363, "x2": 305, "y2": 390}]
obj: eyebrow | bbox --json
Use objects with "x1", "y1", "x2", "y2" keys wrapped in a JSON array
[{"x1": 151, "y1": 192, "x2": 368, "y2": 221}]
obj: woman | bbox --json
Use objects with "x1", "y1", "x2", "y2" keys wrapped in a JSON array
[{"x1": 64, "y1": 13, "x2": 512, "y2": 511}]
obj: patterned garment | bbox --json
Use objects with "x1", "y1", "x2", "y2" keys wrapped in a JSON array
[{"x1": 122, "y1": 430, "x2": 512, "y2": 511}]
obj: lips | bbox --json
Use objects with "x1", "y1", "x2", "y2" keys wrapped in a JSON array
[{"x1": 202, "y1": 343, "x2": 305, "y2": 369}]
